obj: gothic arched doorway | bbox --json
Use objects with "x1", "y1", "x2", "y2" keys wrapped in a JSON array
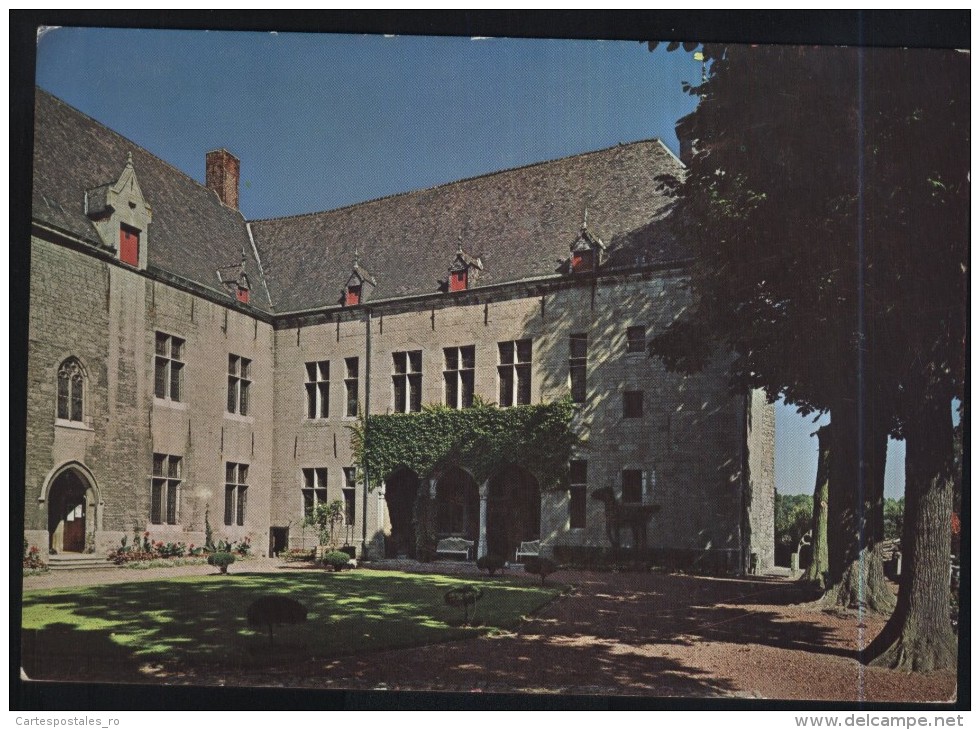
[
  {"x1": 384, "y1": 467, "x2": 420, "y2": 558},
  {"x1": 487, "y1": 466, "x2": 541, "y2": 560},
  {"x1": 436, "y1": 467, "x2": 479, "y2": 541},
  {"x1": 47, "y1": 467, "x2": 95, "y2": 553}
]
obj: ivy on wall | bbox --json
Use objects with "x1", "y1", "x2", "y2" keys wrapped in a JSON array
[{"x1": 350, "y1": 398, "x2": 579, "y2": 491}]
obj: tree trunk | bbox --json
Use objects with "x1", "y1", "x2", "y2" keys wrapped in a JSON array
[
  {"x1": 802, "y1": 425, "x2": 831, "y2": 586},
  {"x1": 866, "y1": 395, "x2": 956, "y2": 671},
  {"x1": 821, "y1": 401, "x2": 895, "y2": 614}
]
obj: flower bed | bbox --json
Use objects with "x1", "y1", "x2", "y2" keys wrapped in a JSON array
[{"x1": 107, "y1": 532, "x2": 254, "y2": 566}]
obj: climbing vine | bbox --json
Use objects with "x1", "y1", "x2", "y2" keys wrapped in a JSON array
[{"x1": 350, "y1": 397, "x2": 579, "y2": 491}]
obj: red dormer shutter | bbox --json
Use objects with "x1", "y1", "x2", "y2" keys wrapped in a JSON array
[
  {"x1": 236, "y1": 286, "x2": 250, "y2": 304},
  {"x1": 571, "y1": 250, "x2": 593, "y2": 273},
  {"x1": 346, "y1": 285, "x2": 361, "y2": 306},
  {"x1": 120, "y1": 225, "x2": 140, "y2": 266},
  {"x1": 449, "y1": 269, "x2": 467, "y2": 292}
]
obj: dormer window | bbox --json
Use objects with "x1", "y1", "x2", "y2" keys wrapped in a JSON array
[
  {"x1": 236, "y1": 283, "x2": 250, "y2": 305},
  {"x1": 345, "y1": 284, "x2": 362, "y2": 306},
  {"x1": 568, "y1": 209, "x2": 606, "y2": 275},
  {"x1": 86, "y1": 152, "x2": 152, "y2": 269},
  {"x1": 449, "y1": 269, "x2": 467, "y2": 293},
  {"x1": 119, "y1": 224, "x2": 140, "y2": 267},
  {"x1": 218, "y1": 259, "x2": 251, "y2": 306},
  {"x1": 446, "y1": 239, "x2": 482, "y2": 293},
  {"x1": 342, "y1": 259, "x2": 376, "y2": 307}
]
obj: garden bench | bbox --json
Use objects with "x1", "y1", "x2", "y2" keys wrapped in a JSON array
[
  {"x1": 435, "y1": 537, "x2": 474, "y2": 561},
  {"x1": 515, "y1": 540, "x2": 540, "y2": 562}
]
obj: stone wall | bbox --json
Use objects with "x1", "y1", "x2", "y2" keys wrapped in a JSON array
[
  {"x1": 26, "y1": 234, "x2": 274, "y2": 557},
  {"x1": 746, "y1": 388, "x2": 777, "y2": 570},
  {"x1": 270, "y1": 270, "x2": 759, "y2": 564},
  {"x1": 25, "y1": 231, "x2": 774, "y2": 569}
]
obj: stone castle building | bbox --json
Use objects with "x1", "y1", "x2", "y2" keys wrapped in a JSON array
[{"x1": 26, "y1": 89, "x2": 775, "y2": 571}]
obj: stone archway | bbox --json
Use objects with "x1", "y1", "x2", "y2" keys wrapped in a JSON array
[
  {"x1": 47, "y1": 466, "x2": 96, "y2": 553},
  {"x1": 487, "y1": 465, "x2": 541, "y2": 560},
  {"x1": 435, "y1": 467, "x2": 479, "y2": 541},
  {"x1": 384, "y1": 467, "x2": 420, "y2": 558}
]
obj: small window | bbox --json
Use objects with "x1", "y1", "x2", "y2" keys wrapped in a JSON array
[
  {"x1": 571, "y1": 249, "x2": 593, "y2": 273},
  {"x1": 498, "y1": 340, "x2": 532, "y2": 407},
  {"x1": 225, "y1": 462, "x2": 249, "y2": 526},
  {"x1": 392, "y1": 350, "x2": 422, "y2": 413},
  {"x1": 119, "y1": 224, "x2": 140, "y2": 266},
  {"x1": 569, "y1": 334, "x2": 588, "y2": 403},
  {"x1": 444, "y1": 345, "x2": 475, "y2": 409},
  {"x1": 449, "y1": 269, "x2": 468, "y2": 292},
  {"x1": 302, "y1": 467, "x2": 328, "y2": 516},
  {"x1": 151, "y1": 454, "x2": 182, "y2": 525},
  {"x1": 624, "y1": 390, "x2": 644, "y2": 419},
  {"x1": 622, "y1": 470, "x2": 643, "y2": 504},
  {"x1": 569, "y1": 460, "x2": 587, "y2": 529},
  {"x1": 343, "y1": 467, "x2": 357, "y2": 525},
  {"x1": 236, "y1": 285, "x2": 250, "y2": 305},
  {"x1": 345, "y1": 357, "x2": 359, "y2": 417},
  {"x1": 57, "y1": 357, "x2": 84, "y2": 422},
  {"x1": 627, "y1": 326, "x2": 646, "y2": 354},
  {"x1": 346, "y1": 284, "x2": 361, "y2": 306},
  {"x1": 227, "y1": 355, "x2": 251, "y2": 416},
  {"x1": 155, "y1": 332, "x2": 185, "y2": 402},
  {"x1": 305, "y1": 361, "x2": 329, "y2": 419}
]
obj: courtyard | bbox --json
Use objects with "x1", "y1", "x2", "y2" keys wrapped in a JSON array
[{"x1": 20, "y1": 560, "x2": 957, "y2": 702}]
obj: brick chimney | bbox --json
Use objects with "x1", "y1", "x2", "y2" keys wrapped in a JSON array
[{"x1": 206, "y1": 149, "x2": 240, "y2": 209}]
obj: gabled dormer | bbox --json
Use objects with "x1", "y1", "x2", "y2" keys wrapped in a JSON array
[
  {"x1": 342, "y1": 259, "x2": 376, "y2": 306},
  {"x1": 446, "y1": 239, "x2": 483, "y2": 293},
  {"x1": 217, "y1": 255, "x2": 251, "y2": 306},
  {"x1": 85, "y1": 152, "x2": 153, "y2": 269},
  {"x1": 568, "y1": 209, "x2": 606, "y2": 275}
]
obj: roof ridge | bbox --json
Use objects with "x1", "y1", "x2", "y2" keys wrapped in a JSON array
[
  {"x1": 248, "y1": 137, "x2": 674, "y2": 225},
  {"x1": 37, "y1": 87, "x2": 229, "y2": 206}
]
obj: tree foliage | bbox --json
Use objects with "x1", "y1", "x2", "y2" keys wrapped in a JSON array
[
  {"x1": 649, "y1": 42, "x2": 967, "y2": 669},
  {"x1": 774, "y1": 493, "x2": 813, "y2": 549}
]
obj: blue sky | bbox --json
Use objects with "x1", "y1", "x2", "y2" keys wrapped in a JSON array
[{"x1": 35, "y1": 27, "x2": 907, "y2": 498}]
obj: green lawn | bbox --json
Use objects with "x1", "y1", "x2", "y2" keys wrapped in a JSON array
[{"x1": 21, "y1": 571, "x2": 559, "y2": 675}]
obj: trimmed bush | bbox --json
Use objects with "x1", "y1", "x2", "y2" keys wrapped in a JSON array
[
  {"x1": 444, "y1": 585, "x2": 484, "y2": 625},
  {"x1": 246, "y1": 595, "x2": 308, "y2": 646},
  {"x1": 476, "y1": 554, "x2": 506, "y2": 577},
  {"x1": 319, "y1": 550, "x2": 353, "y2": 571},
  {"x1": 523, "y1": 556, "x2": 557, "y2": 585},
  {"x1": 207, "y1": 551, "x2": 236, "y2": 574}
]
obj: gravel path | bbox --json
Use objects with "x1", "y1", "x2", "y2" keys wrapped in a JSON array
[{"x1": 21, "y1": 562, "x2": 957, "y2": 702}]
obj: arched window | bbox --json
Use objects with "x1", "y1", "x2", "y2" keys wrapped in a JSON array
[{"x1": 57, "y1": 358, "x2": 84, "y2": 422}]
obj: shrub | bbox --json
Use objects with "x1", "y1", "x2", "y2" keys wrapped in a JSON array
[
  {"x1": 524, "y1": 556, "x2": 557, "y2": 585},
  {"x1": 444, "y1": 585, "x2": 484, "y2": 625},
  {"x1": 232, "y1": 536, "x2": 252, "y2": 556},
  {"x1": 207, "y1": 551, "x2": 236, "y2": 574},
  {"x1": 246, "y1": 595, "x2": 308, "y2": 646},
  {"x1": 319, "y1": 550, "x2": 353, "y2": 571},
  {"x1": 305, "y1": 500, "x2": 345, "y2": 548},
  {"x1": 476, "y1": 554, "x2": 506, "y2": 577},
  {"x1": 158, "y1": 541, "x2": 187, "y2": 558},
  {"x1": 23, "y1": 544, "x2": 47, "y2": 571},
  {"x1": 107, "y1": 549, "x2": 156, "y2": 565}
]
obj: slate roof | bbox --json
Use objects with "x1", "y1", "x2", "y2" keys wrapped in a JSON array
[
  {"x1": 250, "y1": 139, "x2": 687, "y2": 312},
  {"x1": 32, "y1": 90, "x2": 272, "y2": 311},
  {"x1": 33, "y1": 89, "x2": 687, "y2": 316}
]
